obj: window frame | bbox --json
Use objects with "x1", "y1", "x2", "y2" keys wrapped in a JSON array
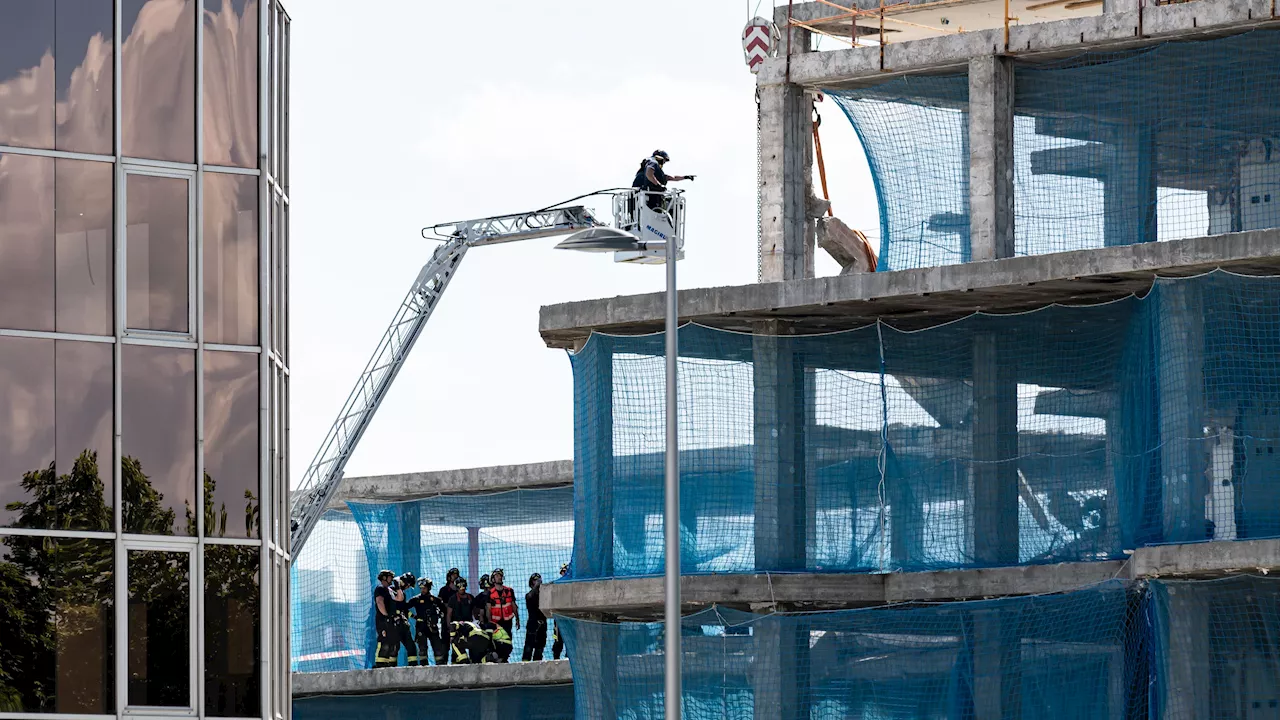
[
  {"x1": 120, "y1": 167, "x2": 198, "y2": 342},
  {"x1": 120, "y1": 540, "x2": 199, "y2": 717}
]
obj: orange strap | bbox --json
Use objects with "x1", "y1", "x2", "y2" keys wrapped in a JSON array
[{"x1": 813, "y1": 97, "x2": 833, "y2": 217}]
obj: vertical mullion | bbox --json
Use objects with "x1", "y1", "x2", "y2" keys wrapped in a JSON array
[
  {"x1": 257, "y1": 2, "x2": 273, "y2": 718},
  {"x1": 113, "y1": 1, "x2": 127, "y2": 712}
]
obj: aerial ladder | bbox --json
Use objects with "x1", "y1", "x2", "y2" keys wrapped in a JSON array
[{"x1": 287, "y1": 189, "x2": 685, "y2": 554}]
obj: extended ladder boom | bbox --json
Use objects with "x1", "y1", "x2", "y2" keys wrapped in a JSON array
[{"x1": 289, "y1": 206, "x2": 601, "y2": 553}]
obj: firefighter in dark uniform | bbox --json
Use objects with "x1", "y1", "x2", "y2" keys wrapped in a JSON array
[
  {"x1": 438, "y1": 568, "x2": 460, "y2": 660},
  {"x1": 523, "y1": 572, "x2": 548, "y2": 661},
  {"x1": 373, "y1": 570, "x2": 419, "y2": 667},
  {"x1": 466, "y1": 621, "x2": 495, "y2": 664},
  {"x1": 552, "y1": 563, "x2": 570, "y2": 660},
  {"x1": 631, "y1": 149, "x2": 694, "y2": 210},
  {"x1": 449, "y1": 622, "x2": 472, "y2": 665},
  {"x1": 446, "y1": 576, "x2": 475, "y2": 627},
  {"x1": 407, "y1": 577, "x2": 447, "y2": 666},
  {"x1": 473, "y1": 574, "x2": 493, "y2": 624}
]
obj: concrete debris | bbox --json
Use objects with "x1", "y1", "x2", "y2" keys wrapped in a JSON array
[{"x1": 817, "y1": 216, "x2": 877, "y2": 273}]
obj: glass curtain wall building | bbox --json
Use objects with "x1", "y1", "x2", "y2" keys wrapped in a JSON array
[{"x1": 0, "y1": 1, "x2": 291, "y2": 718}]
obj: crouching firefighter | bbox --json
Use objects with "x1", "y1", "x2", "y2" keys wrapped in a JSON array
[
  {"x1": 466, "y1": 621, "x2": 496, "y2": 664},
  {"x1": 408, "y1": 577, "x2": 448, "y2": 666},
  {"x1": 373, "y1": 570, "x2": 420, "y2": 667},
  {"x1": 489, "y1": 621, "x2": 513, "y2": 663},
  {"x1": 449, "y1": 622, "x2": 473, "y2": 665}
]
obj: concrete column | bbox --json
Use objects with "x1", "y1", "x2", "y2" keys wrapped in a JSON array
[
  {"x1": 972, "y1": 334, "x2": 1019, "y2": 565},
  {"x1": 467, "y1": 526, "x2": 480, "y2": 587},
  {"x1": 753, "y1": 321, "x2": 808, "y2": 571},
  {"x1": 759, "y1": 20, "x2": 813, "y2": 282},
  {"x1": 968, "y1": 56, "x2": 1016, "y2": 262},
  {"x1": 399, "y1": 503, "x2": 421, "y2": 576},
  {"x1": 574, "y1": 335, "x2": 615, "y2": 577},
  {"x1": 480, "y1": 690, "x2": 499, "y2": 720},
  {"x1": 753, "y1": 617, "x2": 810, "y2": 720},
  {"x1": 1104, "y1": 126, "x2": 1158, "y2": 247},
  {"x1": 1158, "y1": 582, "x2": 1211, "y2": 719},
  {"x1": 1156, "y1": 281, "x2": 1207, "y2": 543},
  {"x1": 971, "y1": 608, "x2": 1022, "y2": 720}
]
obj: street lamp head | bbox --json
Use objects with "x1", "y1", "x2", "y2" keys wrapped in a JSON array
[{"x1": 554, "y1": 227, "x2": 644, "y2": 253}]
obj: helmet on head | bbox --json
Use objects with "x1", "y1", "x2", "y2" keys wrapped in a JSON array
[
  {"x1": 418, "y1": 577, "x2": 433, "y2": 591},
  {"x1": 491, "y1": 568, "x2": 505, "y2": 583},
  {"x1": 399, "y1": 572, "x2": 416, "y2": 589},
  {"x1": 479, "y1": 574, "x2": 492, "y2": 591},
  {"x1": 456, "y1": 577, "x2": 468, "y2": 590},
  {"x1": 529, "y1": 573, "x2": 542, "y2": 587},
  {"x1": 446, "y1": 567, "x2": 460, "y2": 580},
  {"x1": 653, "y1": 150, "x2": 670, "y2": 163},
  {"x1": 377, "y1": 569, "x2": 395, "y2": 581},
  {"x1": 559, "y1": 562, "x2": 570, "y2": 577}
]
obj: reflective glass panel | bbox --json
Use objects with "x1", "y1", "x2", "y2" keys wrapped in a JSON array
[
  {"x1": 204, "y1": 545, "x2": 260, "y2": 716},
  {"x1": 56, "y1": 0, "x2": 115, "y2": 154},
  {"x1": 0, "y1": 538, "x2": 114, "y2": 713},
  {"x1": 0, "y1": 337, "x2": 55, "y2": 526},
  {"x1": 127, "y1": 549, "x2": 191, "y2": 707},
  {"x1": 122, "y1": 0, "x2": 196, "y2": 163},
  {"x1": 123, "y1": 345, "x2": 196, "y2": 535},
  {"x1": 0, "y1": 339, "x2": 114, "y2": 531},
  {"x1": 56, "y1": 159, "x2": 114, "y2": 335},
  {"x1": 0, "y1": 2, "x2": 54, "y2": 149},
  {"x1": 0, "y1": 154, "x2": 55, "y2": 331},
  {"x1": 204, "y1": 173, "x2": 258, "y2": 345},
  {"x1": 127, "y1": 173, "x2": 190, "y2": 333},
  {"x1": 204, "y1": 351, "x2": 259, "y2": 538},
  {"x1": 203, "y1": 0, "x2": 259, "y2": 168}
]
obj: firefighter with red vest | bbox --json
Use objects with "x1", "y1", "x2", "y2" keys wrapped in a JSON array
[{"x1": 487, "y1": 568, "x2": 521, "y2": 641}]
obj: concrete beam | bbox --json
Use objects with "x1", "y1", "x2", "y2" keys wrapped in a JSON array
[
  {"x1": 542, "y1": 538, "x2": 1280, "y2": 619},
  {"x1": 758, "y1": 0, "x2": 1277, "y2": 89},
  {"x1": 539, "y1": 228, "x2": 1280, "y2": 348},
  {"x1": 331, "y1": 461, "x2": 573, "y2": 507},
  {"x1": 291, "y1": 660, "x2": 572, "y2": 698}
]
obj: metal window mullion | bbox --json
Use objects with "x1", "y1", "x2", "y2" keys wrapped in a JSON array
[
  {"x1": 113, "y1": 1, "x2": 126, "y2": 709},
  {"x1": 256, "y1": 0, "x2": 273, "y2": 715}
]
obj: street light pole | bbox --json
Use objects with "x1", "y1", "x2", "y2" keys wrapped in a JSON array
[
  {"x1": 663, "y1": 230, "x2": 681, "y2": 720},
  {"x1": 552, "y1": 189, "x2": 684, "y2": 718}
]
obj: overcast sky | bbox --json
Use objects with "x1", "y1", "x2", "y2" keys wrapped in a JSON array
[{"x1": 289, "y1": 1, "x2": 878, "y2": 484}]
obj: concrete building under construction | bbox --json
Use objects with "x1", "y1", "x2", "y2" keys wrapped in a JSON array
[{"x1": 290, "y1": 1, "x2": 1280, "y2": 717}]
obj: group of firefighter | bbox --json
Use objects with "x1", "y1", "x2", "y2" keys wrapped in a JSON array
[{"x1": 373, "y1": 563, "x2": 567, "y2": 667}]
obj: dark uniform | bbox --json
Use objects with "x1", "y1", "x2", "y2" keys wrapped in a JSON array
[
  {"x1": 448, "y1": 588, "x2": 475, "y2": 624},
  {"x1": 407, "y1": 591, "x2": 447, "y2": 666},
  {"x1": 449, "y1": 622, "x2": 472, "y2": 665},
  {"x1": 632, "y1": 156, "x2": 669, "y2": 211},
  {"x1": 373, "y1": 584, "x2": 419, "y2": 667},
  {"x1": 523, "y1": 583, "x2": 548, "y2": 662},
  {"x1": 552, "y1": 621, "x2": 565, "y2": 660},
  {"x1": 472, "y1": 586, "x2": 492, "y2": 624},
  {"x1": 466, "y1": 623, "x2": 495, "y2": 664}
]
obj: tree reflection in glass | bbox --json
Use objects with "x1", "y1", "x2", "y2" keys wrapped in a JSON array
[
  {"x1": 127, "y1": 549, "x2": 191, "y2": 707},
  {"x1": 0, "y1": 518, "x2": 113, "y2": 712},
  {"x1": 205, "y1": 545, "x2": 260, "y2": 716}
]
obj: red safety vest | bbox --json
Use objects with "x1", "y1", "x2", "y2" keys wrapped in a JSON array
[{"x1": 488, "y1": 586, "x2": 517, "y2": 621}]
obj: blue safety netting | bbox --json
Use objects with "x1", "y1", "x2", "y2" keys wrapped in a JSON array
[
  {"x1": 567, "y1": 271, "x2": 1280, "y2": 581},
  {"x1": 290, "y1": 489, "x2": 573, "y2": 671},
  {"x1": 292, "y1": 685, "x2": 575, "y2": 720},
  {"x1": 562, "y1": 580, "x2": 1145, "y2": 720},
  {"x1": 1147, "y1": 576, "x2": 1280, "y2": 719},
  {"x1": 829, "y1": 30, "x2": 1280, "y2": 271}
]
